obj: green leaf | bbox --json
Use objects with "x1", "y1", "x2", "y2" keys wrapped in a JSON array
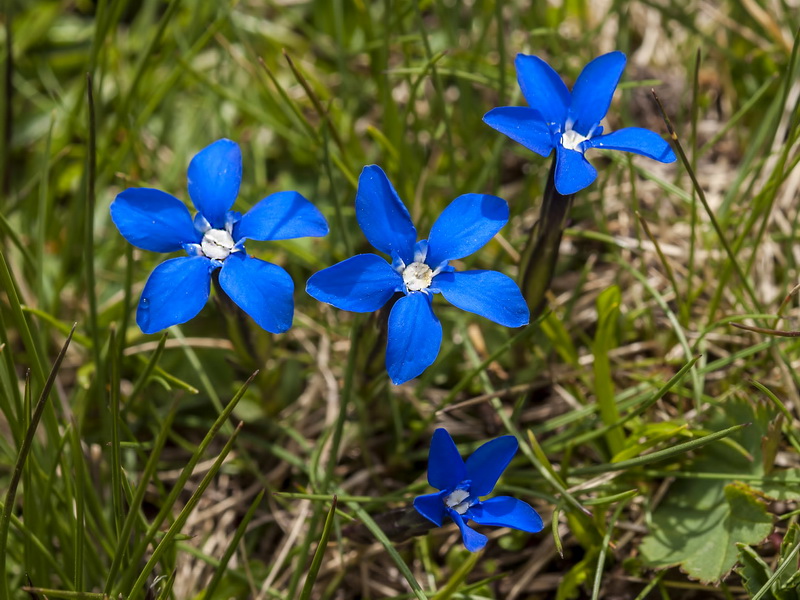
[
  {"x1": 780, "y1": 572, "x2": 800, "y2": 598},
  {"x1": 776, "y1": 523, "x2": 800, "y2": 596},
  {"x1": 737, "y1": 543, "x2": 774, "y2": 599},
  {"x1": 640, "y1": 399, "x2": 782, "y2": 583},
  {"x1": 746, "y1": 523, "x2": 800, "y2": 600},
  {"x1": 762, "y1": 416, "x2": 783, "y2": 474},
  {"x1": 780, "y1": 523, "x2": 799, "y2": 562},
  {"x1": 641, "y1": 481, "x2": 772, "y2": 582},
  {"x1": 740, "y1": 542, "x2": 800, "y2": 600},
  {"x1": 592, "y1": 285, "x2": 624, "y2": 457},
  {"x1": 752, "y1": 469, "x2": 800, "y2": 501}
]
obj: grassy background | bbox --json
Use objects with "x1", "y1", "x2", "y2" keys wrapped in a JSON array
[{"x1": 1, "y1": 0, "x2": 800, "y2": 598}]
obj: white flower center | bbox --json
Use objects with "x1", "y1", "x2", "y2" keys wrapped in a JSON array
[
  {"x1": 201, "y1": 228, "x2": 235, "y2": 260},
  {"x1": 402, "y1": 261, "x2": 433, "y2": 292},
  {"x1": 561, "y1": 128, "x2": 588, "y2": 151},
  {"x1": 444, "y1": 489, "x2": 472, "y2": 515}
]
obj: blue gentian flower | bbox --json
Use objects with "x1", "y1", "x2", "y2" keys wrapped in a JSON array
[
  {"x1": 306, "y1": 165, "x2": 529, "y2": 385},
  {"x1": 110, "y1": 138, "x2": 329, "y2": 334},
  {"x1": 483, "y1": 51, "x2": 676, "y2": 195},
  {"x1": 414, "y1": 428, "x2": 544, "y2": 552}
]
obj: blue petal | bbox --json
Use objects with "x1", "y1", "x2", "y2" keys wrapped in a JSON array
[
  {"x1": 234, "y1": 191, "x2": 329, "y2": 242},
  {"x1": 584, "y1": 127, "x2": 676, "y2": 163},
  {"x1": 554, "y1": 145, "x2": 597, "y2": 195},
  {"x1": 482, "y1": 107, "x2": 554, "y2": 157},
  {"x1": 464, "y1": 435, "x2": 518, "y2": 497},
  {"x1": 187, "y1": 139, "x2": 242, "y2": 229},
  {"x1": 413, "y1": 491, "x2": 447, "y2": 527},
  {"x1": 449, "y1": 510, "x2": 488, "y2": 552},
  {"x1": 427, "y1": 428, "x2": 467, "y2": 491},
  {"x1": 355, "y1": 165, "x2": 417, "y2": 264},
  {"x1": 218, "y1": 253, "x2": 294, "y2": 334},
  {"x1": 306, "y1": 254, "x2": 402, "y2": 313},
  {"x1": 426, "y1": 194, "x2": 509, "y2": 266},
  {"x1": 468, "y1": 496, "x2": 544, "y2": 533},
  {"x1": 434, "y1": 270, "x2": 529, "y2": 327},
  {"x1": 386, "y1": 292, "x2": 442, "y2": 385},
  {"x1": 136, "y1": 256, "x2": 213, "y2": 334},
  {"x1": 110, "y1": 188, "x2": 199, "y2": 253},
  {"x1": 567, "y1": 51, "x2": 627, "y2": 136},
  {"x1": 514, "y1": 54, "x2": 570, "y2": 127}
]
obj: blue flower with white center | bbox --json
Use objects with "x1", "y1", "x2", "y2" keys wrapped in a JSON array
[
  {"x1": 110, "y1": 138, "x2": 329, "y2": 334},
  {"x1": 413, "y1": 429, "x2": 544, "y2": 552},
  {"x1": 305, "y1": 165, "x2": 529, "y2": 385},
  {"x1": 483, "y1": 51, "x2": 676, "y2": 195}
]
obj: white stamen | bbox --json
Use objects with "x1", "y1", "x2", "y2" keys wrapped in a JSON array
[
  {"x1": 444, "y1": 489, "x2": 472, "y2": 515},
  {"x1": 402, "y1": 261, "x2": 433, "y2": 292},
  {"x1": 201, "y1": 229, "x2": 235, "y2": 260},
  {"x1": 561, "y1": 129, "x2": 588, "y2": 151}
]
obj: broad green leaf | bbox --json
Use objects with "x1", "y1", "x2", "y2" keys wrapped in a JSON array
[
  {"x1": 640, "y1": 481, "x2": 772, "y2": 582},
  {"x1": 640, "y1": 399, "x2": 781, "y2": 583}
]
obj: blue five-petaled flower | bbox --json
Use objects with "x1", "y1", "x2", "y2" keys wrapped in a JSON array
[
  {"x1": 110, "y1": 138, "x2": 329, "y2": 334},
  {"x1": 414, "y1": 429, "x2": 544, "y2": 552},
  {"x1": 483, "y1": 51, "x2": 676, "y2": 195},
  {"x1": 305, "y1": 165, "x2": 529, "y2": 385}
]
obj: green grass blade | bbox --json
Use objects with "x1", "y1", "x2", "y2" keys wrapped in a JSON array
[
  {"x1": 591, "y1": 286, "x2": 625, "y2": 457},
  {"x1": 203, "y1": 489, "x2": 264, "y2": 600},
  {"x1": 0, "y1": 250, "x2": 46, "y2": 384},
  {"x1": 19, "y1": 589, "x2": 106, "y2": 600},
  {"x1": 566, "y1": 356, "x2": 701, "y2": 449},
  {"x1": 102, "y1": 399, "x2": 181, "y2": 593},
  {"x1": 347, "y1": 502, "x2": 428, "y2": 600},
  {"x1": 108, "y1": 327, "x2": 123, "y2": 537},
  {"x1": 430, "y1": 550, "x2": 480, "y2": 600},
  {"x1": 112, "y1": 371, "x2": 256, "y2": 595},
  {"x1": 652, "y1": 90, "x2": 761, "y2": 315},
  {"x1": 299, "y1": 495, "x2": 338, "y2": 600},
  {"x1": 751, "y1": 537, "x2": 800, "y2": 600},
  {"x1": 0, "y1": 324, "x2": 75, "y2": 600},
  {"x1": 84, "y1": 74, "x2": 100, "y2": 374},
  {"x1": 126, "y1": 422, "x2": 243, "y2": 598},
  {"x1": 590, "y1": 499, "x2": 629, "y2": 600},
  {"x1": 572, "y1": 423, "x2": 751, "y2": 475},
  {"x1": 127, "y1": 332, "x2": 168, "y2": 405},
  {"x1": 69, "y1": 416, "x2": 86, "y2": 590}
]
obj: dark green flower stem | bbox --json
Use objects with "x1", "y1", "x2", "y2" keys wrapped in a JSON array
[
  {"x1": 519, "y1": 159, "x2": 575, "y2": 319},
  {"x1": 343, "y1": 506, "x2": 437, "y2": 544}
]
